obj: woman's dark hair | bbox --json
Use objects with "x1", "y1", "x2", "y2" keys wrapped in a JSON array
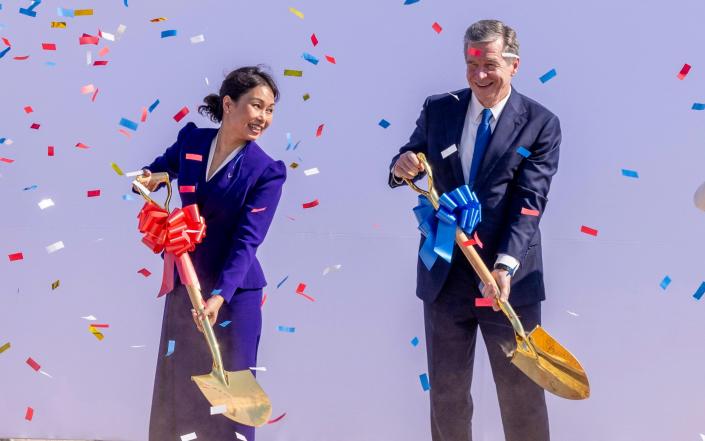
[{"x1": 198, "y1": 65, "x2": 279, "y2": 123}]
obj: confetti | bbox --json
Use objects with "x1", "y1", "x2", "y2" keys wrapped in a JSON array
[
  {"x1": 539, "y1": 68, "x2": 557, "y2": 83},
  {"x1": 45, "y1": 241, "x2": 64, "y2": 254},
  {"x1": 140, "y1": 107, "x2": 148, "y2": 122},
  {"x1": 475, "y1": 297, "x2": 494, "y2": 307},
  {"x1": 379, "y1": 119, "x2": 391, "y2": 128},
  {"x1": 138, "y1": 268, "x2": 152, "y2": 277},
  {"x1": 276, "y1": 276, "x2": 289, "y2": 288},
  {"x1": 24, "y1": 105, "x2": 33, "y2": 113},
  {"x1": 660, "y1": 276, "x2": 671, "y2": 290},
  {"x1": 580, "y1": 225, "x2": 598, "y2": 236},
  {"x1": 210, "y1": 404, "x2": 227, "y2": 415},
  {"x1": 0, "y1": 342, "x2": 10, "y2": 353},
  {"x1": 98, "y1": 46, "x2": 109, "y2": 57},
  {"x1": 23, "y1": 185, "x2": 38, "y2": 191},
  {"x1": 304, "y1": 167, "x2": 319, "y2": 176},
  {"x1": 148, "y1": 99, "x2": 160, "y2": 113},
  {"x1": 310, "y1": 33, "x2": 318, "y2": 46},
  {"x1": 325, "y1": 55, "x2": 336, "y2": 64},
  {"x1": 82, "y1": 315, "x2": 97, "y2": 321},
  {"x1": 89, "y1": 326, "x2": 104, "y2": 341},
  {"x1": 93, "y1": 60, "x2": 108, "y2": 66},
  {"x1": 249, "y1": 366, "x2": 267, "y2": 371},
  {"x1": 411, "y1": 336, "x2": 419, "y2": 347},
  {"x1": 621, "y1": 169, "x2": 639, "y2": 179},
  {"x1": 235, "y1": 432, "x2": 247, "y2": 441},
  {"x1": 38, "y1": 198, "x2": 54, "y2": 210},
  {"x1": 91, "y1": 323, "x2": 109, "y2": 328},
  {"x1": 302, "y1": 52, "x2": 319, "y2": 65},
  {"x1": 251, "y1": 207, "x2": 267, "y2": 213},
  {"x1": 296, "y1": 283, "x2": 315, "y2": 302},
  {"x1": 150, "y1": 17, "x2": 168, "y2": 22},
  {"x1": 284, "y1": 69, "x2": 303, "y2": 77},
  {"x1": 303, "y1": 93, "x2": 310, "y2": 101},
  {"x1": 79, "y1": 34, "x2": 99, "y2": 45},
  {"x1": 0, "y1": 157, "x2": 14, "y2": 163},
  {"x1": 99, "y1": 29, "x2": 115, "y2": 41},
  {"x1": 566, "y1": 310, "x2": 579, "y2": 317},
  {"x1": 119, "y1": 118, "x2": 138, "y2": 131},
  {"x1": 179, "y1": 185, "x2": 196, "y2": 193},
  {"x1": 8, "y1": 252, "x2": 24, "y2": 262},
  {"x1": 122, "y1": 194, "x2": 135, "y2": 201},
  {"x1": 91, "y1": 88, "x2": 99, "y2": 102},
  {"x1": 76, "y1": 142, "x2": 90, "y2": 149},
  {"x1": 692, "y1": 103, "x2": 705, "y2": 111},
  {"x1": 467, "y1": 47, "x2": 483, "y2": 57},
  {"x1": 190, "y1": 34, "x2": 205, "y2": 44},
  {"x1": 441, "y1": 144, "x2": 457, "y2": 158},
  {"x1": 404, "y1": 0, "x2": 420, "y2": 4},
  {"x1": 268, "y1": 412, "x2": 287, "y2": 424},
  {"x1": 166, "y1": 340, "x2": 175, "y2": 356},
  {"x1": 25, "y1": 407, "x2": 34, "y2": 421},
  {"x1": 461, "y1": 231, "x2": 484, "y2": 249},
  {"x1": 678, "y1": 63, "x2": 692, "y2": 80},
  {"x1": 322, "y1": 264, "x2": 342, "y2": 275},
  {"x1": 30, "y1": 123, "x2": 40, "y2": 130},
  {"x1": 693, "y1": 282, "x2": 705, "y2": 300},
  {"x1": 161, "y1": 30, "x2": 177, "y2": 38},
  {"x1": 173, "y1": 106, "x2": 189, "y2": 122},
  {"x1": 316, "y1": 124, "x2": 325, "y2": 137},
  {"x1": 302, "y1": 199, "x2": 319, "y2": 209},
  {"x1": 516, "y1": 146, "x2": 530, "y2": 158},
  {"x1": 211, "y1": 288, "x2": 223, "y2": 296},
  {"x1": 87, "y1": 189, "x2": 101, "y2": 197},
  {"x1": 180, "y1": 433, "x2": 197, "y2": 441},
  {"x1": 74, "y1": 9, "x2": 93, "y2": 16},
  {"x1": 51, "y1": 21, "x2": 66, "y2": 28},
  {"x1": 432, "y1": 22, "x2": 442, "y2": 33},
  {"x1": 277, "y1": 326, "x2": 295, "y2": 333},
  {"x1": 41, "y1": 42, "x2": 56, "y2": 50},
  {"x1": 520, "y1": 207, "x2": 540, "y2": 216},
  {"x1": 419, "y1": 373, "x2": 431, "y2": 391},
  {"x1": 185, "y1": 153, "x2": 202, "y2": 161},
  {"x1": 26, "y1": 357, "x2": 40, "y2": 371},
  {"x1": 219, "y1": 320, "x2": 232, "y2": 328},
  {"x1": 289, "y1": 162, "x2": 299, "y2": 169},
  {"x1": 289, "y1": 6, "x2": 304, "y2": 19},
  {"x1": 80, "y1": 84, "x2": 95, "y2": 94},
  {"x1": 110, "y1": 162, "x2": 124, "y2": 176}
]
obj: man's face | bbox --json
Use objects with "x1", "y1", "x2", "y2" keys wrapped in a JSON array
[{"x1": 465, "y1": 38, "x2": 519, "y2": 108}]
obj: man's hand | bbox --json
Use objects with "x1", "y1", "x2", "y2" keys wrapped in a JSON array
[
  {"x1": 393, "y1": 151, "x2": 425, "y2": 180},
  {"x1": 481, "y1": 269, "x2": 511, "y2": 312},
  {"x1": 192, "y1": 295, "x2": 225, "y2": 333}
]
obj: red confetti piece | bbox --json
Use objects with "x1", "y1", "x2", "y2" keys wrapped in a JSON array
[
  {"x1": 8, "y1": 252, "x2": 24, "y2": 262},
  {"x1": 25, "y1": 407, "x2": 34, "y2": 421},
  {"x1": 432, "y1": 22, "x2": 442, "y2": 34},
  {"x1": 118, "y1": 129, "x2": 132, "y2": 138},
  {"x1": 0, "y1": 157, "x2": 14, "y2": 163},
  {"x1": 23, "y1": 106, "x2": 33, "y2": 113},
  {"x1": 26, "y1": 357, "x2": 40, "y2": 371},
  {"x1": 79, "y1": 34, "x2": 99, "y2": 45},
  {"x1": 173, "y1": 106, "x2": 189, "y2": 122},
  {"x1": 677, "y1": 63, "x2": 691, "y2": 80},
  {"x1": 185, "y1": 153, "x2": 202, "y2": 161},
  {"x1": 138, "y1": 268, "x2": 152, "y2": 277},
  {"x1": 90, "y1": 323, "x2": 109, "y2": 328},
  {"x1": 98, "y1": 46, "x2": 109, "y2": 57},
  {"x1": 520, "y1": 207, "x2": 540, "y2": 216},
  {"x1": 302, "y1": 199, "x2": 319, "y2": 209},
  {"x1": 261, "y1": 293, "x2": 267, "y2": 308},
  {"x1": 93, "y1": 60, "x2": 108, "y2": 66},
  {"x1": 86, "y1": 189, "x2": 101, "y2": 197},
  {"x1": 2, "y1": 37, "x2": 10, "y2": 47},
  {"x1": 251, "y1": 207, "x2": 267, "y2": 213},
  {"x1": 75, "y1": 142, "x2": 90, "y2": 149},
  {"x1": 461, "y1": 231, "x2": 484, "y2": 249},
  {"x1": 91, "y1": 88, "x2": 99, "y2": 102},
  {"x1": 325, "y1": 55, "x2": 336, "y2": 64},
  {"x1": 475, "y1": 297, "x2": 494, "y2": 307},
  {"x1": 30, "y1": 123, "x2": 40, "y2": 130},
  {"x1": 580, "y1": 225, "x2": 598, "y2": 236},
  {"x1": 47, "y1": 146, "x2": 54, "y2": 156},
  {"x1": 41, "y1": 43, "x2": 56, "y2": 51},
  {"x1": 179, "y1": 185, "x2": 196, "y2": 193},
  {"x1": 295, "y1": 283, "x2": 306, "y2": 294},
  {"x1": 298, "y1": 291, "x2": 316, "y2": 302},
  {"x1": 310, "y1": 33, "x2": 318, "y2": 46},
  {"x1": 267, "y1": 412, "x2": 287, "y2": 424},
  {"x1": 13, "y1": 56, "x2": 30, "y2": 61},
  {"x1": 467, "y1": 47, "x2": 483, "y2": 57},
  {"x1": 140, "y1": 107, "x2": 148, "y2": 122},
  {"x1": 316, "y1": 124, "x2": 324, "y2": 137}
]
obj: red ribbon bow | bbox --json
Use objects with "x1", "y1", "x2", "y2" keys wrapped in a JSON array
[{"x1": 137, "y1": 201, "x2": 206, "y2": 296}]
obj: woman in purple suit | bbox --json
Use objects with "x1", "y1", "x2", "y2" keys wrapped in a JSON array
[{"x1": 136, "y1": 66, "x2": 286, "y2": 440}]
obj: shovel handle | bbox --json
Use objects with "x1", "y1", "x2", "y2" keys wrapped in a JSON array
[{"x1": 185, "y1": 284, "x2": 228, "y2": 385}]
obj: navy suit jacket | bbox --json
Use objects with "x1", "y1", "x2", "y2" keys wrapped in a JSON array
[
  {"x1": 389, "y1": 87, "x2": 560, "y2": 306},
  {"x1": 146, "y1": 122, "x2": 286, "y2": 303}
]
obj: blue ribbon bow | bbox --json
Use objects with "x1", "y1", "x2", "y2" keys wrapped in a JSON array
[{"x1": 412, "y1": 185, "x2": 481, "y2": 270}]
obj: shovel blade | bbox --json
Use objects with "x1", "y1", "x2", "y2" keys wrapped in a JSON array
[
  {"x1": 511, "y1": 325, "x2": 590, "y2": 400},
  {"x1": 192, "y1": 369, "x2": 272, "y2": 427}
]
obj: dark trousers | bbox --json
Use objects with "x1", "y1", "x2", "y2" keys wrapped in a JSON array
[{"x1": 424, "y1": 263, "x2": 550, "y2": 441}]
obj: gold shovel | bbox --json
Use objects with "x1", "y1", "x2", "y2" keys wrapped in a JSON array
[
  {"x1": 134, "y1": 172, "x2": 273, "y2": 425},
  {"x1": 403, "y1": 153, "x2": 590, "y2": 400}
]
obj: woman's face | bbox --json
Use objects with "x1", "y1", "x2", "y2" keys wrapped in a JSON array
[{"x1": 222, "y1": 85, "x2": 275, "y2": 142}]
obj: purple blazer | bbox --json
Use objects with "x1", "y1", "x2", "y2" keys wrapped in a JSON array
[{"x1": 145, "y1": 122, "x2": 286, "y2": 303}]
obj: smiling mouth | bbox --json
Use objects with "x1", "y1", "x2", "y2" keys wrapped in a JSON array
[
  {"x1": 248, "y1": 123, "x2": 263, "y2": 134},
  {"x1": 476, "y1": 82, "x2": 493, "y2": 89}
]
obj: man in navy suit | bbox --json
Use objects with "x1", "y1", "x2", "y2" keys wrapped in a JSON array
[{"x1": 389, "y1": 20, "x2": 560, "y2": 441}]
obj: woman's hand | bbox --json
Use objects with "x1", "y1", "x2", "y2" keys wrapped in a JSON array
[
  {"x1": 133, "y1": 169, "x2": 161, "y2": 192},
  {"x1": 192, "y1": 295, "x2": 225, "y2": 333}
]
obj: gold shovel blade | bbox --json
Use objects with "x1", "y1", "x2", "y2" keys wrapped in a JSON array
[
  {"x1": 511, "y1": 325, "x2": 590, "y2": 400},
  {"x1": 192, "y1": 369, "x2": 273, "y2": 427}
]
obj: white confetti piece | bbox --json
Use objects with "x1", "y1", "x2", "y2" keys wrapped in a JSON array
[
  {"x1": 180, "y1": 433, "x2": 197, "y2": 441},
  {"x1": 323, "y1": 264, "x2": 342, "y2": 276},
  {"x1": 81, "y1": 315, "x2": 97, "y2": 321},
  {"x1": 441, "y1": 144, "x2": 457, "y2": 159},
  {"x1": 38, "y1": 198, "x2": 55, "y2": 210},
  {"x1": 100, "y1": 30, "x2": 115, "y2": 41},
  {"x1": 249, "y1": 366, "x2": 267, "y2": 371},
  {"x1": 116, "y1": 24, "x2": 127, "y2": 38},
  {"x1": 700, "y1": 434, "x2": 705, "y2": 441},
  {"x1": 190, "y1": 34, "x2": 205, "y2": 44},
  {"x1": 566, "y1": 310, "x2": 579, "y2": 317},
  {"x1": 130, "y1": 345, "x2": 146, "y2": 348},
  {"x1": 210, "y1": 404, "x2": 227, "y2": 415},
  {"x1": 235, "y1": 432, "x2": 247, "y2": 441},
  {"x1": 46, "y1": 241, "x2": 65, "y2": 254},
  {"x1": 303, "y1": 167, "x2": 319, "y2": 176},
  {"x1": 131, "y1": 180, "x2": 150, "y2": 196},
  {"x1": 86, "y1": 51, "x2": 92, "y2": 65},
  {"x1": 39, "y1": 370, "x2": 53, "y2": 378},
  {"x1": 205, "y1": 77, "x2": 210, "y2": 86},
  {"x1": 125, "y1": 170, "x2": 145, "y2": 177}
]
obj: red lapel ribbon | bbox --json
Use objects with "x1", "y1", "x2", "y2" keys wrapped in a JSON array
[{"x1": 137, "y1": 201, "x2": 206, "y2": 297}]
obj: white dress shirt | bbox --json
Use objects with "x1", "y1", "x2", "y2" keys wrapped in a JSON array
[{"x1": 206, "y1": 131, "x2": 245, "y2": 182}]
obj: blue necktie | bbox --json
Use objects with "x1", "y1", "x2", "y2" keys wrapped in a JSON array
[{"x1": 468, "y1": 108, "x2": 493, "y2": 188}]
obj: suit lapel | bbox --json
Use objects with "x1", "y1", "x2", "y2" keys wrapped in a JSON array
[{"x1": 443, "y1": 89, "x2": 471, "y2": 189}]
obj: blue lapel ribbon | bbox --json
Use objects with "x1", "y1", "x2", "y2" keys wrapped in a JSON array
[{"x1": 412, "y1": 185, "x2": 481, "y2": 270}]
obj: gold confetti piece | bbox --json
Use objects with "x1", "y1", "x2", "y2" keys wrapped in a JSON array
[
  {"x1": 289, "y1": 162, "x2": 299, "y2": 169},
  {"x1": 150, "y1": 17, "x2": 168, "y2": 22},
  {"x1": 289, "y1": 7, "x2": 304, "y2": 19},
  {"x1": 284, "y1": 69, "x2": 303, "y2": 77},
  {"x1": 303, "y1": 93, "x2": 310, "y2": 101},
  {"x1": 74, "y1": 9, "x2": 94, "y2": 16},
  {"x1": 51, "y1": 280, "x2": 60, "y2": 290},
  {"x1": 89, "y1": 326, "x2": 104, "y2": 341},
  {"x1": 51, "y1": 22, "x2": 67, "y2": 29},
  {"x1": 0, "y1": 342, "x2": 10, "y2": 354},
  {"x1": 111, "y1": 162, "x2": 124, "y2": 176}
]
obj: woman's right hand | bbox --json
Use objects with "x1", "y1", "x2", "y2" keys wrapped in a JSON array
[{"x1": 133, "y1": 169, "x2": 161, "y2": 192}]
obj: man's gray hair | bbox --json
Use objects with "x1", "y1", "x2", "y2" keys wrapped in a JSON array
[{"x1": 463, "y1": 19, "x2": 520, "y2": 59}]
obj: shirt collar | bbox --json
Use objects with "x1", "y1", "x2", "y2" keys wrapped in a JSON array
[{"x1": 469, "y1": 88, "x2": 512, "y2": 123}]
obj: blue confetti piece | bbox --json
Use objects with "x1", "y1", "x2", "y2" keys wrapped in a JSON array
[
  {"x1": 692, "y1": 103, "x2": 705, "y2": 111},
  {"x1": 302, "y1": 52, "x2": 319, "y2": 65},
  {"x1": 419, "y1": 373, "x2": 430, "y2": 391},
  {"x1": 165, "y1": 340, "x2": 175, "y2": 356},
  {"x1": 277, "y1": 326, "x2": 296, "y2": 333},
  {"x1": 161, "y1": 30, "x2": 177, "y2": 38},
  {"x1": 18, "y1": 7, "x2": 36, "y2": 16},
  {"x1": 23, "y1": 184, "x2": 38, "y2": 191},
  {"x1": 621, "y1": 169, "x2": 639, "y2": 179},
  {"x1": 121, "y1": 194, "x2": 135, "y2": 201},
  {"x1": 56, "y1": 7, "x2": 73, "y2": 17},
  {"x1": 693, "y1": 282, "x2": 705, "y2": 300},
  {"x1": 285, "y1": 132, "x2": 292, "y2": 150},
  {"x1": 516, "y1": 146, "x2": 531, "y2": 158},
  {"x1": 211, "y1": 288, "x2": 223, "y2": 296},
  {"x1": 123, "y1": 0, "x2": 128, "y2": 6},
  {"x1": 539, "y1": 68, "x2": 557, "y2": 84},
  {"x1": 45, "y1": 61, "x2": 56, "y2": 67},
  {"x1": 379, "y1": 119, "x2": 391, "y2": 129},
  {"x1": 27, "y1": 0, "x2": 40, "y2": 11},
  {"x1": 219, "y1": 320, "x2": 232, "y2": 328},
  {"x1": 119, "y1": 118, "x2": 139, "y2": 131},
  {"x1": 148, "y1": 99, "x2": 160, "y2": 113},
  {"x1": 0, "y1": 4, "x2": 3, "y2": 11},
  {"x1": 659, "y1": 276, "x2": 671, "y2": 290},
  {"x1": 0, "y1": 47, "x2": 6, "y2": 59},
  {"x1": 0, "y1": 138, "x2": 5, "y2": 144},
  {"x1": 276, "y1": 275, "x2": 289, "y2": 289},
  {"x1": 404, "y1": 0, "x2": 420, "y2": 3},
  {"x1": 292, "y1": 140, "x2": 301, "y2": 150},
  {"x1": 410, "y1": 336, "x2": 419, "y2": 347}
]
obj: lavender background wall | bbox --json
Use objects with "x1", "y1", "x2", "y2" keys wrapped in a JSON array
[{"x1": 2, "y1": 0, "x2": 705, "y2": 440}]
